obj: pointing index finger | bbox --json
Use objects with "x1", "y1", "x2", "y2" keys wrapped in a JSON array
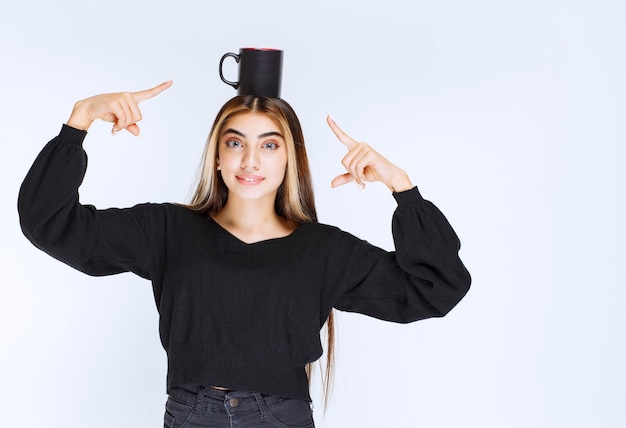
[
  {"x1": 327, "y1": 115, "x2": 358, "y2": 150},
  {"x1": 132, "y1": 80, "x2": 173, "y2": 103}
]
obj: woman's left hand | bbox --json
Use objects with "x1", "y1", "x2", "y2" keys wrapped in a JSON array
[{"x1": 327, "y1": 116, "x2": 414, "y2": 193}]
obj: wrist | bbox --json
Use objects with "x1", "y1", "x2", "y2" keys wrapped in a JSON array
[
  {"x1": 66, "y1": 100, "x2": 94, "y2": 131},
  {"x1": 386, "y1": 169, "x2": 413, "y2": 193}
]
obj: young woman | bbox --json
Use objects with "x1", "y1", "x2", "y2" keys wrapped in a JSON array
[{"x1": 18, "y1": 81, "x2": 470, "y2": 427}]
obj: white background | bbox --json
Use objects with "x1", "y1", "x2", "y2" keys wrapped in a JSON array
[{"x1": 1, "y1": 0, "x2": 625, "y2": 427}]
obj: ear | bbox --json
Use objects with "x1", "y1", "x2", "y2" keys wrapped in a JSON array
[{"x1": 216, "y1": 159, "x2": 221, "y2": 170}]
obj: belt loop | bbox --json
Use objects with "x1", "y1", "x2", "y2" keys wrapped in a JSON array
[
  {"x1": 253, "y1": 393, "x2": 268, "y2": 420},
  {"x1": 194, "y1": 386, "x2": 205, "y2": 417}
]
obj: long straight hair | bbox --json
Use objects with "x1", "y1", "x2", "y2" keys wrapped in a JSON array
[{"x1": 186, "y1": 96, "x2": 335, "y2": 404}]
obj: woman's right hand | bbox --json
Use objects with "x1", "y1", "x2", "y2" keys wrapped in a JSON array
[{"x1": 66, "y1": 80, "x2": 173, "y2": 136}]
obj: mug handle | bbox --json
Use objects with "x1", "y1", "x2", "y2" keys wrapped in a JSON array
[{"x1": 219, "y1": 52, "x2": 240, "y2": 89}]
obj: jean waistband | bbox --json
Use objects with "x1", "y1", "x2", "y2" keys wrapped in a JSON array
[{"x1": 168, "y1": 385, "x2": 286, "y2": 414}]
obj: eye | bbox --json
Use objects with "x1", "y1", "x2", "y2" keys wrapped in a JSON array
[
  {"x1": 225, "y1": 139, "x2": 243, "y2": 149},
  {"x1": 262, "y1": 141, "x2": 279, "y2": 150}
]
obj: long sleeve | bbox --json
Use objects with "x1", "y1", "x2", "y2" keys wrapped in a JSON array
[
  {"x1": 333, "y1": 187, "x2": 471, "y2": 323},
  {"x1": 17, "y1": 125, "x2": 160, "y2": 279}
]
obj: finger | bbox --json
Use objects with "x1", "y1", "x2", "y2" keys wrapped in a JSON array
[
  {"x1": 111, "y1": 101, "x2": 130, "y2": 134},
  {"x1": 327, "y1": 115, "x2": 358, "y2": 151},
  {"x1": 340, "y1": 143, "x2": 370, "y2": 184},
  {"x1": 126, "y1": 92, "x2": 143, "y2": 133},
  {"x1": 132, "y1": 80, "x2": 173, "y2": 103},
  {"x1": 113, "y1": 98, "x2": 136, "y2": 132},
  {"x1": 331, "y1": 173, "x2": 355, "y2": 188},
  {"x1": 121, "y1": 96, "x2": 136, "y2": 129},
  {"x1": 347, "y1": 147, "x2": 375, "y2": 182},
  {"x1": 125, "y1": 91, "x2": 143, "y2": 120}
]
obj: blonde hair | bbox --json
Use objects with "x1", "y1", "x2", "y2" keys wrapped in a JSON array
[
  {"x1": 187, "y1": 96, "x2": 316, "y2": 223},
  {"x1": 186, "y1": 96, "x2": 335, "y2": 405}
]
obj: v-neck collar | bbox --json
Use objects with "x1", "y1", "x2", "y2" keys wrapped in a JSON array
[{"x1": 208, "y1": 216, "x2": 302, "y2": 246}]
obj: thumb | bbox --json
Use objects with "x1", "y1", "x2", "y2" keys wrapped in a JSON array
[
  {"x1": 125, "y1": 123, "x2": 141, "y2": 136},
  {"x1": 331, "y1": 173, "x2": 355, "y2": 188}
]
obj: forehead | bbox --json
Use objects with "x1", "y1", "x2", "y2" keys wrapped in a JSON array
[{"x1": 223, "y1": 112, "x2": 282, "y2": 136}]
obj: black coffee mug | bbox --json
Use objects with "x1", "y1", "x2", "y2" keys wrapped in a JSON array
[{"x1": 219, "y1": 48, "x2": 283, "y2": 98}]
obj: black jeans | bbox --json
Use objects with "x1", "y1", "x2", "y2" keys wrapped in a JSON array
[{"x1": 164, "y1": 386, "x2": 315, "y2": 428}]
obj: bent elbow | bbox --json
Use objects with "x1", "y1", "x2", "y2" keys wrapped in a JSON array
[{"x1": 435, "y1": 270, "x2": 472, "y2": 317}]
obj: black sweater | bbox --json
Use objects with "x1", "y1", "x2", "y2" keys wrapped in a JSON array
[{"x1": 18, "y1": 124, "x2": 471, "y2": 401}]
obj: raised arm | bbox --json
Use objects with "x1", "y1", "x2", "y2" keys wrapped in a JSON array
[
  {"x1": 325, "y1": 116, "x2": 470, "y2": 321},
  {"x1": 18, "y1": 82, "x2": 172, "y2": 278}
]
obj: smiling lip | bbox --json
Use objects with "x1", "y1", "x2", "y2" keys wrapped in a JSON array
[{"x1": 236, "y1": 174, "x2": 265, "y2": 185}]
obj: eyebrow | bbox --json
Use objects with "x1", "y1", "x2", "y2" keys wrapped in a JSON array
[{"x1": 222, "y1": 128, "x2": 284, "y2": 139}]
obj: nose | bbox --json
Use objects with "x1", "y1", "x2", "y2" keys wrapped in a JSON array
[{"x1": 241, "y1": 147, "x2": 260, "y2": 170}]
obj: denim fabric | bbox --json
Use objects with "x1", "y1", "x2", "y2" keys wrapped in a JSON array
[{"x1": 164, "y1": 386, "x2": 315, "y2": 428}]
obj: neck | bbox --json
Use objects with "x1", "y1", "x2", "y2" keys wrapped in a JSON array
[{"x1": 213, "y1": 196, "x2": 296, "y2": 243}]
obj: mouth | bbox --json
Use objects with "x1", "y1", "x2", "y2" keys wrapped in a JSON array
[{"x1": 236, "y1": 174, "x2": 265, "y2": 185}]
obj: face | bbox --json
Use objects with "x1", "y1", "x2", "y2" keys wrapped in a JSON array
[{"x1": 217, "y1": 112, "x2": 288, "y2": 204}]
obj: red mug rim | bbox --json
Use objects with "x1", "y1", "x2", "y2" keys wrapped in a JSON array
[{"x1": 241, "y1": 47, "x2": 281, "y2": 51}]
